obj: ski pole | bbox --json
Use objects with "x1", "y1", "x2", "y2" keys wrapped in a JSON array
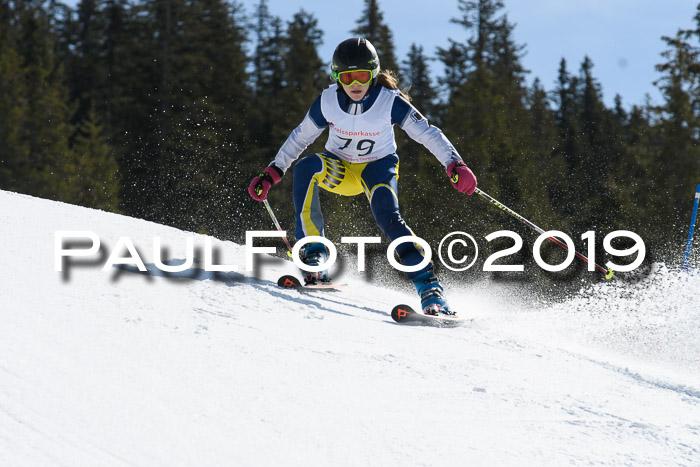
[
  {"x1": 262, "y1": 199, "x2": 294, "y2": 258},
  {"x1": 681, "y1": 184, "x2": 700, "y2": 271},
  {"x1": 473, "y1": 187, "x2": 614, "y2": 279}
]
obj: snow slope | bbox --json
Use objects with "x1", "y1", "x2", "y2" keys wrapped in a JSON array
[{"x1": 1, "y1": 189, "x2": 699, "y2": 466}]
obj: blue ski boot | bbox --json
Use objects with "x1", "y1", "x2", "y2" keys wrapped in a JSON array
[
  {"x1": 299, "y1": 242, "x2": 330, "y2": 285},
  {"x1": 412, "y1": 269, "x2": 456, "y2": 316}
]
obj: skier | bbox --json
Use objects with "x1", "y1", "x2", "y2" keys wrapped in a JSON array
[{"x1": 249, "y1": 37, "x2": 477, "y2": 316}]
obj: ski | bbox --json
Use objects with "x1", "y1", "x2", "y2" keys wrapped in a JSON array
[
  {"x1": 391, "y1": 304, "x2": 468, "y2": 327},
  {"x1": 277, "y1": 275, "x2": 346, "y2": 290}
]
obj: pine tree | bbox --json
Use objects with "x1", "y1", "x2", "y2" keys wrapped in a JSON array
[
  {"x1": 396, "y1": 43, "x2": 438, "y2": 194},
  {"x1": 401, "y1": 43, "x2": 437, "y2": 120},
  {"x1": 64, "y1": 0, "x2": 107, "y2": 126},
  {"x1": 109, "y1": 0, "x2": 179, "y2": 221},
  {"x1": 350, "y1": 0, "x2": 399, "y2": 74},
  {"x1": 435, "y1": 39, "x2": 469, "y2": 100},
  {"x1": 0, "y1": 1, "x2": 75, "y2": 201},
  {"x1": 195, "y1": 0, "x2": 252, "y2": 238},
  {"x1": 526, "y1": 77, "x2": 567, "y2": 228},
  {"x1": 432, "y1": 0, "x2": 588, "y2": 284},
  {"x1": 69, "y1": 0, "x2": 252, "y2": 234},
  {"x1": 411, "y1": 0, "x2": 553, "y2": 281},
  {"x1": 653, "y1": 28, "x2": 700, "y2": 241},
  {"x1": 576, "y1": 56, "x2": 619, "y2": 232},
  {"x1": 186, "y1": 0, "x2": 253, "y2": 238},
  {"x1": 64, "y1": 105, "x2": 121, "y2": 211},
  {"x1": 551, "y1": 58, "x2": 583, "y2": 221},
  {"x1": 450, "y1": 0, "x2": 505, "y2": 70},
  {"x1": 249, "y1": 0, "x2": 285, "y2": 154},
  {"x1": 605, "y1": 96, "x2": 651, "y2": 241},
  {"x1": 277, "y1": 10, "x2": 326, "y2": 139},
  {"x1": 440, "y1": 0, "x2": 531, "y2": 207},
  {"x1": 134, "y1": 0, "x2": 252, "y2": 234},
  {"x1": 0, "y1": 24, "x2": 29, "y2": 191}
]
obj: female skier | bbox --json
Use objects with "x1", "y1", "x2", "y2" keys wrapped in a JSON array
[{"x1": 249, "y1": 37, "x2": 477, "y2": 316}]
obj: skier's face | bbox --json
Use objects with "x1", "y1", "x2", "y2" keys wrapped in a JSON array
[{"x1": 343, "y1": 81, "x2": 370, "y2": 101}]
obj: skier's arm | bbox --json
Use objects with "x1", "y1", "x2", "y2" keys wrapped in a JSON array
[
  {"x1": 271, "y1": 95, "x2": 327, "y2": 173},
  {"x1": 391, "y1": 96, "x2": 461, "y2": 168}
]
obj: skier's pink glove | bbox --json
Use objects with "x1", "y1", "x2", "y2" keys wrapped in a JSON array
[
  {"x1": 447, "y1": 161, "x2": 477, "y2": 195},
  {"x1": 248, "y1": 165, "x2": 283, "y2": 202}
]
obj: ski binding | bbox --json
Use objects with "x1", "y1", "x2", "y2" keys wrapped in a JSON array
[
  {"x1": 277, "y1": 274, "x2": 346, "y2": 290},
  {"x1": 391, "y1": 304, "x2": 468, "y2": 327}
]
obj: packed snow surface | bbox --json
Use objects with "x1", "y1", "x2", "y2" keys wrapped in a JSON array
[{"x1": 1, "y1": 190, "x2": 699, "y2": 466}]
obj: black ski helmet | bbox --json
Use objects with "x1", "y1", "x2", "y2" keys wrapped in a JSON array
[{"x1": 330, "y1": 38, "x2": 380, "y2": 84}]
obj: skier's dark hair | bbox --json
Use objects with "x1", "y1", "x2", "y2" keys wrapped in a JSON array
[{"x1": 375, "y1": 69, "x2": 411, "y2": 102}]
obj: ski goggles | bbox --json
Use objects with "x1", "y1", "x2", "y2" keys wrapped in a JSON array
[{"x1": 337, "y1": 69, "x2": 373, "y2": 86}]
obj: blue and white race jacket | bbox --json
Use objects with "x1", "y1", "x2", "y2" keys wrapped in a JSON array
[{"x1": 271, "y1": 83, "x2": 462, "y2": 172}]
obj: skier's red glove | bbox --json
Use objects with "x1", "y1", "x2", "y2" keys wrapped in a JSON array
[
  {"x1": 248, "y1": 165, "x2": 283, "y2": 202},
  {"x1": 447, "y1": 161, "x2": 477, "y2": 195}
]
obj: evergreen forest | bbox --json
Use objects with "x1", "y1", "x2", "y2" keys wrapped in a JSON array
[{"x1": 1, "y1": 0, "x2": 699, "y2": 286}]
